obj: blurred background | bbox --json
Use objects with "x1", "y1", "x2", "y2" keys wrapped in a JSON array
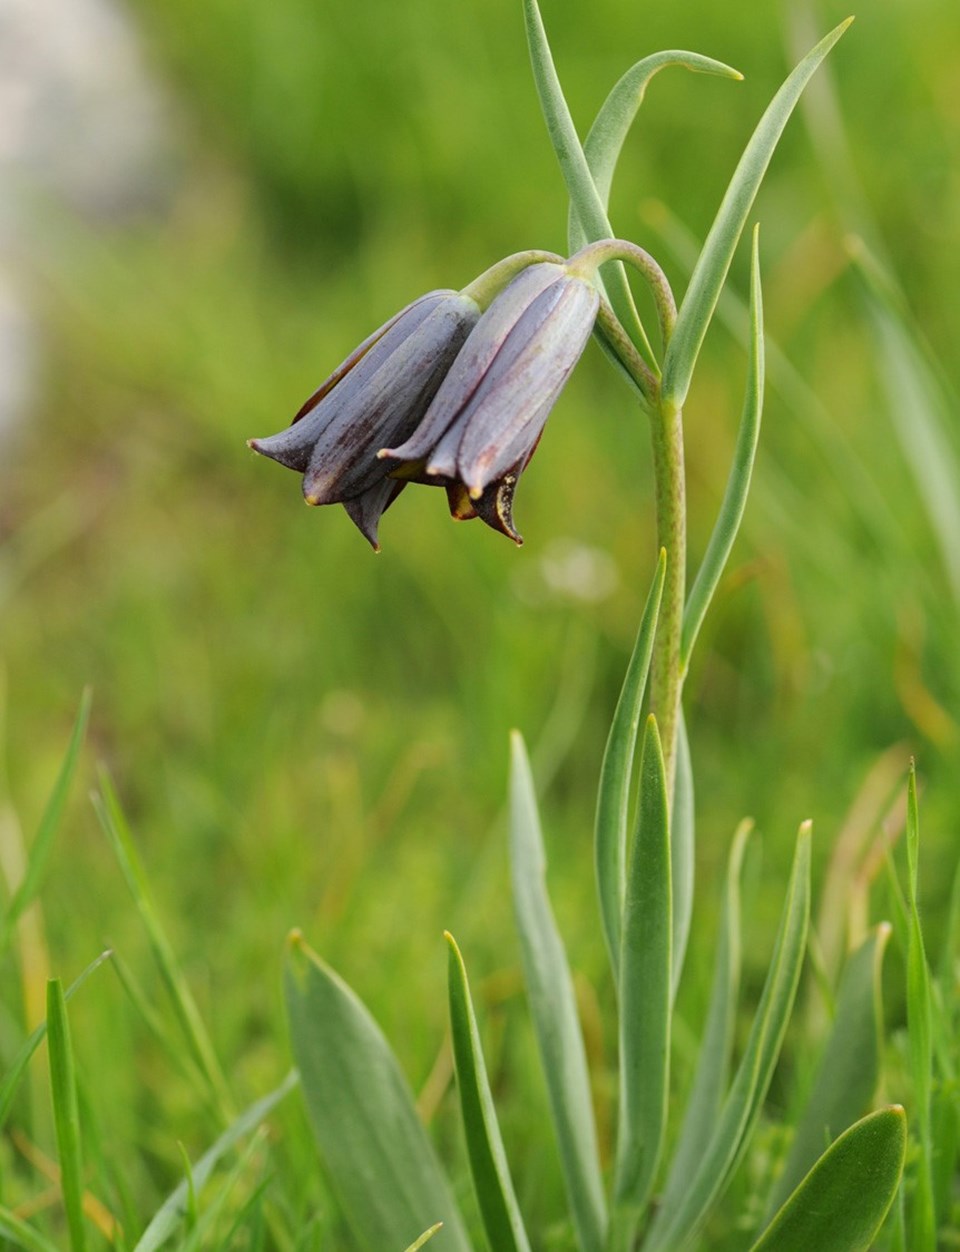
[{"x1": 0, "y1": 0, "x2": 958, "y2": 1241}]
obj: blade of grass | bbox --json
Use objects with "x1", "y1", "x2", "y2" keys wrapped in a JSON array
[
  {"x1": 681, "y1": 226, "x2": 764, "y2": 670},
  {"x1": 594, "y1": 550, "x2": 665, "y2": 979},
  {"x1": 612, "y1": 715, "x2": 671, "y2": 1242},
  {"x1": 765, "y1": 924, "x2": 890, "y2": 1215},
  {"x1": 403, "y1": 1225, "x2": 444, "y2": 1252},
  {"x1": 647, "y1": 823, "x2": 811, "y2": 1251},
  {"x1": 178, "y1": 1129, "x2": 266, "y2": 1252},
  {"x1": 92, "y1": 769, "x2": 234, "y2": 1123},
  {"x1": 284, "y1": 933, "x2": 471, "y2": 1252},
  {"x1": 905, "y1": 764, "x2": 936, "y2": 1250},
  {"x1": 0, "y1": 1207, "x2": 61, "y2": 1252},
  {"x1": 46, "y1": 978, "x2": 87, "y2": 1252},
  {"x1": 135, "y1": 1071, "x2": 298, "y2": 1252},
  {"x1": 750, "y1": 1107, "x2": 906, "y2": 1252},
  {"x1": 0, "y1": 688, "x2": 91, "y2": 954},
  {"x1": 445, "y1": 932, "x2": 531, "y2": 1252},
  {"x1": 0, "y1": 950, "x2": 112, "y2": 1129},
  {"x1": 661, "y1": 820, "x2": 752, "y2": 1213},
  {"x1": 661, "y1": 19, "x2": 852, "y2": 412},
  {"x1": 510, "y1": 732, "x2": 606, "y2": 1252}
]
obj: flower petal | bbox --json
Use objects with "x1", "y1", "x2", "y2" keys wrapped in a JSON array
[
  {"x1": 341, "y1": 479, "x2": 407, "y2": 551},
  {"x1": 379, "y1": 262, "x2": 567, "y2": 466}
]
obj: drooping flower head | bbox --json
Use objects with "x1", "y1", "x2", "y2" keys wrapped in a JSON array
[
  {"x1": 380, "y1": 261, "x2": 599, "y2": 543},
  {"x1": 249, "y1": 289, "x2": 480, "y2": 548},
  {"x1": 249, "y1": 253, "x2": 600, "y2": 548}
]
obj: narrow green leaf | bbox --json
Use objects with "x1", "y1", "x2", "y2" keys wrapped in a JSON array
[
  {"x1": 403, "y1": 1224, "x2": 444, "y2": 1252},
  {"x1": 47, "y1": 978, "x2": 87, "y2": 1252},
  {"x1": 521, "y1": 0, "x2": 656, "y2": 379},
  {"x1": 445, "y1": 933, "x2": 531, "y2": 1252},
  {"x1": 905, "y1": 765, "x2": 936, "y2": 1250},
  {"x1": 284, "y1": 933, "x2": 471, "y2": 1252},
  {"x1": 661, "y1": 19, "x2": 852, "y2": 411},
  {"x1": 851, "y1": 241, "x2": 960, "y2": 607},
  {"x1": 681, "y1": 226, "x2": 764, "y2": 669},
  {"x1": 0, "y1": 1207, "x2": 61, "y2": 1252},
  {"x1": 510, "y1": 732, "x2": 606, "y2": 1252},
  {"x1": 571, "y1": 51, "x2": 742, "y2": 248},
  {"x1": 661, "y1": 820, "x2": 752, "y2": 1214},
  {"x1": 92, "y1": 770, "x2": 234, "y2": 1123},
  {"x1": 766, "y1": 925, "x2": 890, "y2": 1214},
  {"x1": 0, "y1": 950, "x2": 111, "y2": 1129},
  {"x1": 614, "y1": 715, "x2": 671, "y2": 1228},
  {"x1": 134, "y1": 1075, "x2": 297, "y2": 1252},
  {"x1": 594, "y1": 550, "x2": 666, "y2": 978},
  {"x1": 0, "y1": 688, "x2": 91, "y2": 952},
  {"x1": 750, "y1": 1107, "x2": 906, "y2": 1252},
  {"x1": 647, "y1": 824, "x2": 811, "y2": 1251},
  {"x1": 671, "y1": 708, "x2": 694, "y2": 998}
]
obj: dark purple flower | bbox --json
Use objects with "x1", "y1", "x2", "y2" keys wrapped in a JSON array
[
  {"x1": 248, "y1": 288, "x2": 480, "y2": 549},
  {"x1": 379, "y1": 262, "x2": 599, "y2": 544}
]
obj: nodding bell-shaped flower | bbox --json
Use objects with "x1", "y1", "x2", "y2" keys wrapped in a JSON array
[
  {"x1": 248, "y1": 288, "x2": 481, "y2": 549},
  {"x1": 379, "y1": 261, "x2": 599, "y2": 544}
]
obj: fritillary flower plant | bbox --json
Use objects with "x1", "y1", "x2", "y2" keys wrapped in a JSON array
[{"x1": 254, "y1": 4, "x2": 911, "y2": 1250}]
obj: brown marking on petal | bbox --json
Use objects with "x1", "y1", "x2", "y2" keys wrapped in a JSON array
[
  {"x1": 474, "y1": 473, "x2": 523, "y2": 545},
  {"x1": 446, "y1": 482, "x2": 478, "y2": 521}
]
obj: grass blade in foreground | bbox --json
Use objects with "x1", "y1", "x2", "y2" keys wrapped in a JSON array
[
  {"x1": 0, "y1": 950, "x2": 111, "y2": 1128},
  {"x1": 766, "y1": 924, "x2": 889, "y2": 1215},
  {"x1": 613, "y1": 715, "x2": 671, "y2": 1242},
  {"x1": 681, "y1": 226, "x2": 764, "y2": 670},
  {"x1": 0, "y1": 1208, "x2": 60, "y2": 1252},
  {"x1": 93, "y1": 770, "x2": 234, "y2": 1123},
  {"x1": 646, "y1": 823, "x2": 811, "y2": 1251},
  {"x1": 0, "y1": 688, "x2": 91, "y2": 953},
  {"x1": 445, "y1": 932, "x2": 532, "y2": 1252},
  {"x1": 750, "y1": 1106, "x2": 906, "y2": 1251},
  {"x1": 284, "y1": 932, "x2": 471, "y2": 1252},
  {"x1": 594, "y1": 549, "x2": 665, "y2": 979},
  {"x1": 905, "y1": 765, "x2": 936, "y2": 1249},
  {"x1": 403, "y1": 1225, "x2": 444, "y2": 1252},
  {"x1": 46, "y1": 978, "x2": 87, "y2": 1252},
  {"x1": 660, "y1": 820, "x2": 751, "y2": 1213},
  {"x1": 661, "y1": 18, "x2": 852, "y2": 412},
  {"x1": 134, "y1": 1071, "x2": 298, "y2": 1252},
  {"x1": 510, "y1": 732, "x2": 606, "y2": 1252}
]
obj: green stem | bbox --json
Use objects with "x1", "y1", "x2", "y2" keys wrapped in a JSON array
[
  {"x1": 649, "y1": 396, "x2": 685, "y2": 799},
  {"x1": 461, "y1": 249, "x2": 564, "y2": 310}
]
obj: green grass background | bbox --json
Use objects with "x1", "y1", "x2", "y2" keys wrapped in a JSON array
[{"x1": 1, "y1": 0, "x2": 958, "y2": 1243}]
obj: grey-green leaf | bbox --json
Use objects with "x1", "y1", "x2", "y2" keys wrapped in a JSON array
[
  {"x1": 614, "y1": 715, "x2": 671, "y2": 1230},
  {"x1": 646, "y1": 823, "x2": 811, "y2": 1251},
  {"x1": 661, "y1": 19, "x2": 852, "y2": 412},
  {"x1": 681, "y1": 226, "x2": 764, "y2": 670},
  {"x1": 284, "y1": 933, "x2": 471, "y2": 1252},
  {"x1": 670, "y1": 709, "x2": 695, "y2": 998},
  {"x1": 661, "y1": 820, "x2": 752, "y2": 1213},
  {"x1": 570, "y1": 50, "x2": 742, "y2": 250},
  {"x1": 594, "y1": 550, "x2": 666, "y2": 978},
  {"x1": 765, "y1": 924, "x2": 890, "y2": 1215},
  {"x1": 510, "y1": 732, "x2": 606, "y2": 1252},
  {"x1": 750, "y1": 1106, "x2": 906, "y2": 1252},
  {"x1": 445, "y1": 933, "x2": 531, "y2": 1252}
]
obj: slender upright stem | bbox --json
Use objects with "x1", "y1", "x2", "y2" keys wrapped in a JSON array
[{"x1": 649, "y1": 396, "x2": 686, "y2": 799}]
